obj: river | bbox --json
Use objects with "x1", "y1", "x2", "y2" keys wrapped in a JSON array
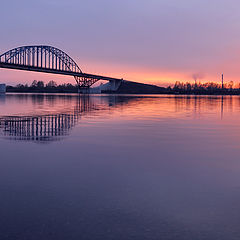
[{"x1": 0, "y1": 93, "x2": 240, "y2": 240}]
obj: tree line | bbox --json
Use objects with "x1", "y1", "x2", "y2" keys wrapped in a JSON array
[
  {"x1": 170, "y1": 81, "x2": 240, "y2": 94},
  {"x1": 6, "y1": 79, "x2": 240, "y2": 94},
  {"x1": 7, "y1": 80, "x2": 78, "y2": 93}
]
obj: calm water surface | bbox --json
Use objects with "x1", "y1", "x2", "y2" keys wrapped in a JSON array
[{"x1": 0, "y1": 94, "x2": 240, "y2": 240}]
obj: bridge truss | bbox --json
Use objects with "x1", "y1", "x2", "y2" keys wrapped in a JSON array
[{"x1": 0, "y1": 45, "x2": 122, "y2": 89}]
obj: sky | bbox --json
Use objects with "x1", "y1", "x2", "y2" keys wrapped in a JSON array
[{"x1": 1, "y1": 0, "x2": 240, "y2": 86}]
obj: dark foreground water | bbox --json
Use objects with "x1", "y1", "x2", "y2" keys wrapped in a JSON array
[{"x1": 1, "y1": 94, "x2": 240, "y2": 240}]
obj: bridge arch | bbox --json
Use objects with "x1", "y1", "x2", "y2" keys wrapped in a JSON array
[{"x1": 0, "y1": 45, "x2": 82, "y2": 73}]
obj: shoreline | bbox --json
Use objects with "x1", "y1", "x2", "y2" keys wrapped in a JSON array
[{"x1": 5, "y1": 90, "x2": 240, "y2": 96}]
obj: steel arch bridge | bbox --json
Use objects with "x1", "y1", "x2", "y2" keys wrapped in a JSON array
[{"x1": 0, "y1": 45, "x2": 123, "y2": 89}]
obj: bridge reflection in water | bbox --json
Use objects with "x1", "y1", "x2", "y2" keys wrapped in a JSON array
[
  {"x1": 0, "y1": 94, "x2": 231, "y2": 143},
  {"x1": 0, "y1": 96, "x2": 98, "y2": 143},
  {"x1": 1, "y1": 114, "x2": 79, "y2": 142}
]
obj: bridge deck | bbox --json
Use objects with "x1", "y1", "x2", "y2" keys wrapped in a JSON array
[{"x1": 0, "y1": 62, "x2": 123, "y2": 82}]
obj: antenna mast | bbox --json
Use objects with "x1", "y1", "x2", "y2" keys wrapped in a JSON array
[{"x1": 222, "y1": 74, "x2": 224, "y2": 89}]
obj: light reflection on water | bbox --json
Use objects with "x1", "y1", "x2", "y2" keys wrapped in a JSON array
[{"x1": 1, "y1": 94, "x2": 240, "y2": 239}]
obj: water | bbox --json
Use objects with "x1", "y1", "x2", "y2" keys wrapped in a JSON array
[{"x1": 0, "y1": 93, "x2": 240, "y2": 240}]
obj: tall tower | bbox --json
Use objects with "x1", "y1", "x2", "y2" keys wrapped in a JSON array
[{"x1": 222, "y1": 74, "x2": 224, "y2": 89}]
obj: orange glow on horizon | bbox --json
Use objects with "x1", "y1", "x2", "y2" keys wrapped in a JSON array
[{"x1": 1, "y1": 60, "x2": 240, "y2": 87}]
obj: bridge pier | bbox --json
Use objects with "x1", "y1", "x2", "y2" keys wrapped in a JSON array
[
  {"x1": 98, "y1": 79, "x2": 122, "y2": 93},
  {"x1": 78, "y1": 87, "x2": 90, "y2": 94},
  {"x1": 0, "y1": 84, "x2": 6, "y2": 94}
]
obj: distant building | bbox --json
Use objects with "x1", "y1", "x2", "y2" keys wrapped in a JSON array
[{"x1": 0, "y1": 84, "x2": 6, "y2": 94}]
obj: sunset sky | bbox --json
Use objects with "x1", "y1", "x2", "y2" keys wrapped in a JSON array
[{"x1": 1, "y1": 0, "x2": 240, "y2": 86}]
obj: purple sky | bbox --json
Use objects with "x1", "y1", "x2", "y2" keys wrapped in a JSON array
[{"x1": 1, "y1": 0, "x2": 240, "y2": 86}]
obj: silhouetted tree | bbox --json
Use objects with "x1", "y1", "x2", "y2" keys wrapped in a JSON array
[
  {"x1": 46, "y1": 80, "x2": 57, "y2": 88},
  {"x1": 37, "y1": 81, "x2": 44, "y2": 88},
  {"x1": 31, "y1": 80, "x2": 38, "y2": 88}
]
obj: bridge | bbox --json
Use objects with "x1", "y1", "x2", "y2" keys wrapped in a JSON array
[{"x1": 0, "y1": 45, "x2": 123, "y2": 90}]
